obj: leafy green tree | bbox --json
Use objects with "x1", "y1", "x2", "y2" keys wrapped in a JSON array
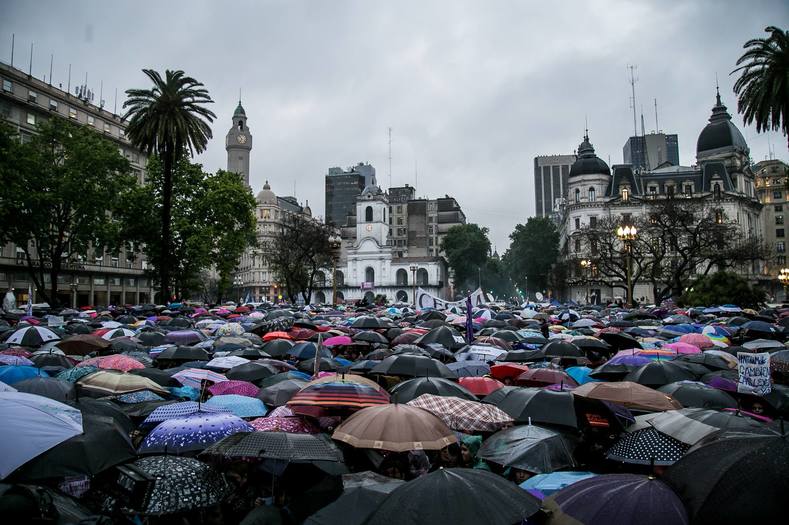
[
  {"x1": 732, "y1": 26, "x2": 789, "y2": 147},
  {"x1": 0, "y1": 119, "x2": 136, "y2": 306},
  {"x1": 123, "y1": 69, "x2": 216, "y2": 302},
  {"x1": 504, "y1": 217, "x2": 560, "y2": 294},
  {"x1": 680, "y1": 271, "x2": 765, "y2": 308},
  {"x1": 441, "y1": 224, "x2": 491, "y2": 292}
]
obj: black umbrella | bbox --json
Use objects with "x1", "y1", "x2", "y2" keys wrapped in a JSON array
[
  {"x1": 418, "y1": 319, "x2": 451, "y2": 329},
  {"x1": 353, "y1": 331, "x2": 389, "y2": 344},
  {"x1": 542, "y1": 340, "x2": 584, "y2": 358},
  {"x1": 128, "y1": 367, "x2": 181, "y2": 387},
  {"x1": 657, "y1": 381, "x2": 737, "y2": 410},
  {"x1": 262, "y1": 339, "x2": 295, "y2": 358},
  {"x1": 606, "y1": 427, "x2": 690, "y2": 466},
  {"x1": 202, "y1": 431, "x2": 344, "y2": 464},
  {"x1": 414, "y1": 326, "x2": 466, "y2": 350},
  {"x1": 418, "y1": 310, "x2": 447, "y2": 322},
  {"x1": 370, "y1": 354, "x2": 457, "y2": 379},
  {"x1": 624, "y1": 361, "x2": 698, "y2": 387},
  {"x1": 600, "y1": 331, "x2": 642, "y2": 351},
  {"x1": 305, "y1": 487, "x2": 390, "y2": 525},
  {"x1": 137, "y1": 331, "x2": 166, "y2": 347},
  {"x1": 228, "y1": 347, "x2": 272, "y2": 360},
  {"x1": 391, "y1": 344, "x2": 431, "y2": 357},
  {"x1": 483, "y1": 386, "x2": 578, "y2": 428},
  {"x1": 497, "y1": 349, "x2": 546, "y2": 362},
  {"x1": 130, "y1": 456, "x2": 230, "y2": 516},
  {"x1": 69, "y1": 398, "x2": 136, "y2": 434},
  {"x1": 108, "y1": 337, "x2": 145, "y2": 354},
  {"x1": 349, "y1": 360, "x2": 382, "y2": 373},
  {"x1": 389, "y1": 377, "x2": 476, "y2": 403},
  {"x1": 29, "y1": 351, "x2": 74, "y2": 371},
  {"x1": 664, "y1": 435, "x2": 789, "y2": 524},
  {"x1": 226, "y1": 362, "x2": 279, "y2": 383},
  {"x1": 572, "y1": 338, "x2": 612, "y2": 352},
  {"x1": 365, "y1": 348, "x2": 394, "y2": 360},
  {"x1": 351, "y1": 316, "x2": 388, "y2": 329},
  {"x1": 673, "y1": 353, "x2": 732, "y2": 372},
  {"x1": 482, "y1": 319, "x2": 508, "y2": 329},
  {"x1": 477, "y1": 425, "x2": 577, "y2": 474},
  {"x1": 12, "y1": 414, "x2": 135, "y2": 481},
  {"x1": 364, "y1": 468, "x2": 541, "y2": 525},
  {"x1": 258, "y1": 379, "x2": 308, "y2": 406},
  {"x1": 297, "y1": 357, "x2": 340, "y2": 373},
  {"x1": 155, "y1": 345, "x2": 210, "y2": 362},
  {"x1": 13, "y1": 376, "x2": 76, "y2": 402},
  {"x1": 386, "y1": 328, "x2": 404, "y2": 340}
]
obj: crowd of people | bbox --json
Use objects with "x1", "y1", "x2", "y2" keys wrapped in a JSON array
[{"x1": 0, "y1": 298, "x2": 786, "y2": 524}]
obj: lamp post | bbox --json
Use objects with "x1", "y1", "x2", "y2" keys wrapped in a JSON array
[
  {"x1": 70, "y1": 280, "x2": 78, "y2": 309},
  {"x1": 779, "y1": 268, "x2": 789, "y2": 301},
  {"x1": 329, "y1": 233, "x2": 342, "y2": 305},
  {"x1": 616, "y1": 225, "x2": 638, "y2": 308},
  {"x1": 410, "y1": 265, "x2": 418, "y2": 307},
  {"x1": 580, "y1": 259, "x2": 592, "y2": 305},
  {"x1": 233, "y1": 275, "x2": 243, "y2": 304}
]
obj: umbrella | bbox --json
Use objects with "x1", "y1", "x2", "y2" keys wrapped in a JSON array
[
  {"x1": 651, "y1": 408, "x2": 778, "y2": 440},
  {"x1": 13, "y1": 413, "x2": 135, "y2": 481},
  {"x1": 261, "y1": 339, "x2": 295, "y2": 358},
  {"x1": 370, "y1": 354, "x2": 457, "y2": 378},
  {"x1": 543, "y1": 474, "x2": 688, "y2": 525},
  {"x1": 287, "y1": 380, "x2": 390, "y2": 416},
  {"x1": 663, "y1": 342, "x2": 702, "y2": 355},
  {"x1": 225, "y1": 362, "x2": 279, "y2": 383},
  {"x1": 364, "y1": 468, "x2": 541, "y2": 525},
  {"x1": 333, "y1": 403, "x2": 456, "y2": 452},
  {"x1": 202, "y1": 431, "x2": 344, "y2": 463},
  {"x1": 155, "y1": 346, "x2": 210, "y2": 362},
  {"x1": 590, "y1": 355, "x2": 651, "y2": 380},
  {"x1": 742, "y1": 338, "x2": 785, "y2": 351},
  {"x1": 490, "y1": 363, "x2": 530, "y2": 381},
  {"x1": 0, "y1": 366, "x2": 48, "y2": 385},
  {"x1": 519, "y1": 471, "x2": 598, "y2": 498},
  {"x1": 407, "y1": 393, "x2": 513, "y2": 433},
  {"x1": 657, "y1": 381, "x2": 737, "y2": 409},
  {"x1": 143, "y1": 401, "x2": 231, "y2": 425},
  {"x1": 664, "y1": 435, "x2": 789, "y2": 524},
  {"x1": 323, "y1": 335, "x2": 353, "y2": 347},
  {"x1": 606, "y1": 427, "x2": 689, "y2": 465},
  {"x1": 458, "y1": 376, "x2": 504, "y2": 396},
  {"x1": 454, "y1": 344, "x2": 507, "y2": 362},
  {"x1": 13, "y1": 376, "x2": 75, "y2": 402},
  {"x1": 0, "y1": 392, "x2": 83, "y2": 478},
  {"x1": 389, "y1": 377, "x2": 476, "y2": 403},
  {"x1": 207, "y1": 380, "x2": 259, "y2": 397},
  {"x1": 205, "y1": 355, "x2": 250, "y2": 370},
  {"x1": 136, "y1": 331, "x2": 167, "y2": 346},
  {"x1": 5, "y1": 326, "x2": 60, "y2": 347},
  {"x1": 542, "y1": 340, "x2": 584, "y2": 358},
  {"x1": 0, "y1": 355, "x2": 33, "y2": 366},
  {"x1": 353, "y1": 331, "x2": 388, "y2": 344},
  {"x1": 100, "y1": 328, "x2": 135, "y2": 340},
  {"x1": 204, "y1": 394, "x2": 268, "y2": 418},
  {"x1": 128, "y1": 367, "x2": 180, "y2": 387},
  {"x1": 139, "y1": 412, "x2": 253, "y2": 454},
  {"x1": 516, "y1": 368, "x2": 579, "y2": 388},
  {"x1": 250, "y1": 416, "x2": 319, "y2": 433},
  {"x1": 171, "y1": 368, "x2": 227, "y2": 389},
  {"x1": 447, "y1": 360, "x2": 490, "y2": 377},
  {"x1": 565, "y1": 366, "x2": 599, "y2": 385},
  {"x1": 573, "y1": 381, "x2": 682, "y2": 412},
  {"x1": 414, "y1": 326, "x2": 467, "y2": 350},
  {"x1": 305, "y1": 487, "x2": 390, "y2": 525},
  {"x1": 131, "y1": 456, "x2": 230, "y2": 515},
  {"x1": 289, "y1": 342, "x2": 333, "y2": 360},
  {"x1": 76, "y1": 370, "x2": 168, "y2": 396},
  {"x1": 297, "y1": 357, "x2": 340, "y2": 373},
  {"x1": 77, "y1": 354, "x2": 145, "y2": 372},
  {"x1": 674, "y1": 352, "x2": 736, "y2": 371},
  {"x1": 483, "y1": 386, "x2": 580, "y2": 428},
  {"x1": 57, "y1": 365, "x2": 97, "y2": 383},
  {"x1": 258, "y1": 379, "x2": 308, "y2": 406},
  {"x1": 678, "y1": 333, "x2": 714, "y2": 349},
  {"x1": 164, "y1": 330, "x2": 206, "y2": 345},
  {"x1": 351, "y1": 316, "x2": 389, "y2": 329},
  {"x1": 55, "y1": 334, "x2": 110, "y2": 355},
  {"x1": 477, "y1": 424, "x2": 577, "y2": 474},
  {"x1": 624, "y1": 361, "x2": 699, "y2": 387}
]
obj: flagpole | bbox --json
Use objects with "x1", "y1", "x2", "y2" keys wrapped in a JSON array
[{"x1": 313, "y1": 332, "x2": 323, "y2": 378}]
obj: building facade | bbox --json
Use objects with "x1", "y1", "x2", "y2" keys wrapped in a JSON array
[
  {"x1": 324, "y1": 163, "x2": 376, "y2": 226},
  {"x1": 623, "y1": 132, "x2": 680, "y2": 170},
  {"x1": 559, "y1": 90, "x2": 763, "y2": 304},
  {"x1": 753, "y1": 159, "x2": 789, "y2": 299},
  {"x1": 0, "y1": 61, "x2": 154, "y2": 307},
  {"x1": 534, "y1": 154, "x2": 576, "y2": 218}
]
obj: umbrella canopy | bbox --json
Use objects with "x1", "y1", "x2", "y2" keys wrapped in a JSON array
[
  {"x1": 305, "y1": 486, "x2": 390, "y2": 525},
  {"x1": 407, "y1": 393, "x2": 513, "y2": 433},
  {"x1": 250, "y1": 416, "x2": 319, "y2": 433},
  {"x1": 128, "y1": 367, "x2": 180, "y2": 387},
  {"x1": 414, "y1": 326, "x2": 467, "y2": 350},
  {"x1": 516, "y1": 368, "x2": 579, "y2": 388},
  {"x1": 606, "y1": 427, "x2": 690, "y2": 466},
  {"x1": 205, "y1": 355, "x2": 250, "y2": 370},
  {"x1": 573, "y1": 381, "x2": 682, "y2": 412},
  {"x1": 624, "y1": 361, "x2": 699, "y2": 387},
  {"x1": 542, "y1": 340, "x2": 584, "y2": 358},
  {"x1": 289, "y1": 342, "x2": 333, "y2": 360},
  {"x1": 76, "y1": 370, "x2": 168, "y2": 396},
  {"x1": 519, "y1": 471, "x2": 598, "y2": 498},
  {"x1": 477, "y1": 424, "x2": 577, "y2": 474},
  {"x1": 13, "y1": 376, "x2": 75, "y2": 402},
  {"x1": 204, "y1": 394, "x2": 268, "y2": 418},
  {"x1": 664, "y1": 435, "x2": 789, "y2": 525},
  {"x1": 131, "y1": 456, "x2": 230, "y2": 516},
  {"x1": 207, "y1": 380, "x2": 259, "y2": 397},
  {"x1": 171, "y1": 368, "x2": 227, "y2": 389},
  {"x1": 5, "y1": 326, "x2": 60, "y2": 347},
  {"x1": 590, "y1": 355, "x2": 651, "y2": 380},
  {"x1": 225, "y1": 362, "x2": 279, "y2": 383},
  {"x1": 0, "y1": 355, "x2": 33, "y2": 366},
  {"x1": 483, "y1": 387, "x2": 580, "y2": 428},
  {"x1": 657, "y1": 381, "x2": 737, "y2": 410},
  {"x1": 155, "y1": 346, "x2": 210, "y2": 362},
  {"x1": 26, "y1": 352, "x2": 71, "y2": 373},
  {"x1": 447, "y1": 360, "x2": 491, "y2": 377},
  {"x1": 78, "y1": 354, "x2": 145, "y2": 372},
  {"x1": 458, "y1": 376, "x2": 504, "y2": 396},
  {"x1": 352, "y1": 331, "x2": 388, "y2": 344},
  {"x1": 333, "y1": 403, "x2": 456, "y2": 452},
  {"x1": 389, "y1": 377, "x2": 476, "y2": 403},
  {"x1": 139, "y1": 412, "x2": 253, "y2": 454},
  {"x1": 261, "y1": 339, "x2": 295, "y2": 358},
  {"x1": 99, "y1": 328, "x2": 136, "y2": 340},
  {"x1": 364, "y1": 468, "x2": 541, "y2": 525},
  {"x1": 57, "y1": 365, "x2": 98, "y2": 383},
  {"x1": 164, "y1": 330, "x2": 206, "y2": 345},
  {"x1": 0, "y1": 366, "x2": 48, "y2": 385},
  {"x1": 490, "y1": 363, "x2": 530, "y2": 381},
  {"x1": 287, "y1": 380, "x2": 390, "y2": 415},
  {"x1": 142, "y1": 401, "x2": 230, "y2": 425},
  {"x1": 454, "y1": 344, "x2": 507, "y2": 362},
  {"x1": 370, "y1": 354, "x2": 457, "y2": 379},
  {"x1": 0, "y1": 392, "x2": 83, "y2": 479},
  {"x1": 56, "y1": 334, "x2": 110, "y2": 355},
  {"x1": 258, "y1": 378, "x2": 308, "y2": 406},
  {"x1": 542, "y1": 474, "x2": 688, "y2": 525},
  {"x1": 202, "y1": 431, "x2": 344, "y2": 464}
]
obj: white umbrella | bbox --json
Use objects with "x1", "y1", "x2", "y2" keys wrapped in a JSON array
[
  {"x1": 0, "y1": 381, "x2": 17, "y2": 392},
  {"x1": 0, "y1": 392, "x2": 83, "y2": 478},
  {"x1": 101, "y1": 328, "x2": 136, "y2": 340},
  {"x1": 205, "y1": 356, "x2": 250, "y2": 370},
  {"x1": 5, "y1": 326, "x2": 61, "y2": 347}
]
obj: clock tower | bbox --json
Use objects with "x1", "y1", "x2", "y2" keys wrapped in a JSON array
[{"x1": 226, "y1": 100, "x2": 252, "y2": 187}]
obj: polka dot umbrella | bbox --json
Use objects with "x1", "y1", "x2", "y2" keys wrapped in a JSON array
[
  {"x1": 606, "y1": 427, "x2": 690, "y2": 466},
  {"x1": 138, "y1": 412, "x2": 252, "y2": 454}
]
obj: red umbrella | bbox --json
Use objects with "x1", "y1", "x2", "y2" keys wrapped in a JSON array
[
  {"x1": 289, "y1": 328, "x2": 316, "y2": 341},
  {"x1": 262, "y1": 331, "x2": 292, "y2": 342},
  {"x1": 516, "y1": 369, "x2": 579, "y2": 388},
  {"x1": 474, "y1": 336, "x2": 512, "y2": 351},
  {"x1": 208, "y1": 380, "x2": 260, "y2": 398},
  {"x1": 490, "y1": 363, "x2": 530, "y2": 382},
  {"x1": 458, "y1": 377, "x2": 505, "y2": 396},
  {"x1": 0, "y1": 348, "x2": 33, "y2": 358},
  {"x1": 77, "y1": 354, "x2": 145, "y2": 372}
]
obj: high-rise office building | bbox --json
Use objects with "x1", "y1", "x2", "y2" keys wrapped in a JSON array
[
  {"x1": 623, "y1": 132, "x2": 679, "y2": 170},
  {"x1": 325, "y1": 162, "x2": 376, "y2": 226},
  {"x1": 534, "y1": 155, "x2": 576, "y2": 217}
]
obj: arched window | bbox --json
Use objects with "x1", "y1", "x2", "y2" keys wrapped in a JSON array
[
  {"x1": 621, "y1": 188, "x2": 629, "y2": 202},
  {"x1": 334, "y1": 270, "x2": 344, "y2": 286},
  {"x1": 396, "y1": 290, "x2": 409, "y2": 303},
  {"x1": 365, "y1": 206, "x2": 373, "y2": 222},
  {"x1": 396, "y1": 269, "x2": 408, "y2": 285},
  {"x1": 365, "y1": 267, "x2": 375, "y2": 284},
  {"x1": 314, "y1": 291, "x2": 326, "y2": 304},
  {"x1": 363, "y1": 291, "x2": 375, "y2": 303},
  {"x1": 588, "y1": 187, "x2": 596, "y2": 202},
  {"x1": 575, "y1": 189, "x2": 580, "y2": 203},
  {"x1": 713, "y1": 183, "x2": 721, "y2": 200},
  {"x1": 417, "y1": 268, "x2": 429, "y2": 286},
  {"x1": 314, "y1": 271, "x2": 326, "y2": 287},
  {"x1": 238, "y1": 120, "x2": 244, "y2": 130},
  {"x1": 335, "y1": 291, "x2": 345, "y2": 302}
]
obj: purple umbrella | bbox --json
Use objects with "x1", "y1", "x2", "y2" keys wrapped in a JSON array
[
  {"x1": 0, "y1": 355, "x2": 34, "y2": 366},
  {"x1": 164, "y1": 330, "x2": 206, "y2": 345},
  {"x1": 138, "y1": 412, "x2": 252, "y2": 454}
]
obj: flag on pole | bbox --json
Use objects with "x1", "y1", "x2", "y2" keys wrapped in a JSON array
[
  {"x1": 465, "y1": 294, "x2": 474, "y2": 344},
  {"x1": 26, "y1": 284, "x2": 33, "y2": 316},
  {"x1": 313, "y1": 332, "x2": 323, "y2": 378}
]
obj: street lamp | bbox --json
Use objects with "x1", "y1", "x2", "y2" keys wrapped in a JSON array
[
  {"x1": 616, "y1": 225, "x2": 638, "y2": 308},
  {"x1": 779, "y1": 268, "x2": 789, "y2": 301},
  {"x1": 233, "y1": 275, "x2": 243, "y2": 304},
  {"x1": 70, "y1": 280, "x2": 78, "y2": 309},
  {"x1": 410, "y1": 265, "x2": 418, "y2": 307},
  {"x1": 329, "y1": 233, "x2": 342, "y2": 305},
  {"x1": 580, "y1": 259, "x2": 592, "y2": 305}
]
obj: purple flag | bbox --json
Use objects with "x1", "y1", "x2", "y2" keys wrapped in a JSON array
[{"x1": 465, "y1": 295, "x2": 474, "y2": 343}]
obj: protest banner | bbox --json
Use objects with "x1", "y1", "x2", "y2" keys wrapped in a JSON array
[
  {"x1": 415, "y1": 288, "x2": 485, "y2": 311},
  {"x1": 737, "y1": 352, "x2": 771, "y2": 395}
]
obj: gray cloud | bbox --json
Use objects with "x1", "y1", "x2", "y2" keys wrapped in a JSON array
[{"x1": 2, "y1": 0, "x2": 787, "y2": 250}]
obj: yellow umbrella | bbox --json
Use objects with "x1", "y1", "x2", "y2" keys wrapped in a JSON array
[{"x1": 76, "y1": 370, "x2": 168, "y2": 396}]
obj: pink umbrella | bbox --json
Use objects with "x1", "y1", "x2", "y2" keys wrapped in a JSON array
[
  {"x1": 207, "y1": 380, "x2": 259, "y2": 398},
  {"x1": 663, "y1": 342, "x2": 701, "y2": 354},
  {"x1": 323, "y1": 336, "x2": 353, "y2": 347},
  {"x1": 77, "y1": 354, "x2": 145, "y2": 372},
  {"x1": 249, "y1": 416, "x2": 319, "y2": 433},
  {"x1": 679, "y1": 333, "x2": 715, "y2": 349}
]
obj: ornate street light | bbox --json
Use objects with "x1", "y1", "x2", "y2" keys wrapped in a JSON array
[
  {"x1": 329, "y1": 233, "x2": 342, "y2": 305},
  {"x1": 779, "y1": 268, "x2": 789, "y2": 301},
  {"x1": 410, "y1": 265, "x2": 418, "y2": 307},
  {"x1": 616, "y1": 225, "x2": 638, "y2": 308},
  {"x1": 580, "y1": 259, "x2": 592, "y2": 304}
]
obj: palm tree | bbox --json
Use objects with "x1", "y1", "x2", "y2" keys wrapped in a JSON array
[
  {"x1": 123, "y1": 70, "x2": 216, "y2": 303},
  {"x1": 732, "y1": 26, "x2": 789, "y2": 148}
]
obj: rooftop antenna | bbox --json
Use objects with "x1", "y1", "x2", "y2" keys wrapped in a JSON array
[
  {"x1": 627, "y1": 65, "x2": 638, "y2": 137},
  {"x1": 114, "y1": 87, "x2": 118, "y2": 115},
  {"x1": 99, "y1": 80, "x2": 104, "y2": 108},
  {"x1": 414, "y1": 158, "x2": 418, "y2": 190},
  {"x1": 654, "y1": 98, "x2": 659, "y2": 133},
  {"x1": 388, "y1": 127, "x2": 392, "y2": 189},
  {"x1": 585, "y1": 115, "x2": 589, "y2": 139},
  {"x1": 10, "y1": 34, "x2": 14, "y2": 67},
  {"x1": 28, "y1": 41, "x2": 33, "y2": 76},
  {"x1": 640, "y1": 105, "x2": 646, "y2": 136},
  {"x1": 49, "y1": 54, "x2": 53, "y2": 86},
  {"x1": 67, "y1": 64, "x2": 71, "y2": 94}
]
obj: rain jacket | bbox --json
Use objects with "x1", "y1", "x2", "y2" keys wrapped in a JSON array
[{"x1": 462, "y1": 435, "x2": 491, "y2": 471}]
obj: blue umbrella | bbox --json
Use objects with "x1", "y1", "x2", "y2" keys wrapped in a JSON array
[
  {"x1": 138, "y1": 412, "x2": 252, "y2": 454},
  {"x1": 116, "y1": 390, "x2": 165, "y2": 404},
  {"x1": 0, "y1": 366, "x2": 48, "y2": 385},
  {"x1": 204, "y1": 394, "x2": 267, "y2": 418},
  {"x1": 334, "y1": 357, "x2": 352, "y2": 367},
  {"x1": 143, "y1": 401, "x2": 231, "y2": 425},
  {"x1": 566, "y1": 366, "x2": 600, "y2": 385},
  {"x1": 520, "y1": 471, "x2": 598, "y2": 498},
  {"x1": 57, "y1": 365, "x2": 98, "y2": 383},
  {"x1": 447, "y1": 360, "x2": 490, "y2": 377},
  {"x1": 288, "y1": 342, "x2": 332, "y2": 360},
  {"x1": 169, "y1": 386, "x2": 201, "y2": 400}
]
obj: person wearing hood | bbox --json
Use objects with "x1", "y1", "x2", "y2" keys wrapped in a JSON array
[{"x1": 460, "y1": 435, "x2": 491, "y2": 471}]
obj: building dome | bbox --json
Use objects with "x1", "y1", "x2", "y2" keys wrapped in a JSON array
[
  {"x1": 256, "y1": 181, "x2": 277, "y2": 205},
  {"x1": 696, "y1": 89, "x2": 748, "y2": 156},
  {"x1": 233, "y1": 100, "x2": 246, "y2": 118},
  {"x1": 569, "y1": 134, "x2": 610, "y2": 177}
]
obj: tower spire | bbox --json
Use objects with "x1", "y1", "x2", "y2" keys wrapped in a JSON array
[{"x1": 715, "y1": 74, "x2": 721, "y2": 106}]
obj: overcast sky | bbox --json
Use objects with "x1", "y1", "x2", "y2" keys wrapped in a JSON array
[{"x1": 2, "y1": 1, "x2": 787, "y2": 250}]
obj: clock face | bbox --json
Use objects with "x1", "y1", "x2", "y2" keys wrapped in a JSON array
[
  {"x1": 366, "y1": 224, "x2": 373, "y2": 231},
  {"x1": 237, "y1": 134, "x2": 247, "y2": 144}
]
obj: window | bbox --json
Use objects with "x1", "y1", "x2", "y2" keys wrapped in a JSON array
[
  {"x1": 94, "y1": 277, "x2": 105, "y2": 286},
  {"x1": 777, "y1": 242, "x2": 786, "y2": 253},
  {"x1": 684, "y1": 184, "x2": 693, "y2": 195},
  {"x1": 428, "y1": 225, "x2": 433, "y2": 234},
  {"x1": 396, "y1": 217, "x2": 403, "y2": 225},
  {"x1": 776, "y1": 205, "x2": 783, "y2": 212},
  {"x1": 87, "y1": 115, "x2": 95, "y2": 126},
  {"x1": 588, "y1": 187, "x2": 596, "y2": 202},
  {"x1": 621, "y1": 188, "x2": 629, "y2": 202},
  {"x1": 574, "y1": 217, "x2": 580, "y2": 230},
  {"x1": 16, "y1": 248, "x2": 25, "y2": 265},
  {"x1": 590, "y1": 216, "x2": 597, "y2": 228},
  {"x1": 49, "y1": 99, "x2": 58, "y2": 111},
  {"x1": 262, "y1": 209, "x2": 270, "y2": 219},
  {"x1": 622, "y1": 213, "x2": 632, "y2": 224},
  {"x1": 649, "y1": 186, "x2": 657, "y2": 195},
  {"x1": 28, "y1": 90, "x2": 37, "y2": 103},
  {"x1": 397, "y1": 205, "x2": 402, "y2": 213},
  {"x1": 26, "y1": 113, "x2": 36, "y2": 125},
  {"x1": 575, "y1": 189, "x2": 580, "y2": 203},
  {"x1": 365, "y1": 206, "x2": 373, "y2": 222},
  {"x1": 774, "y1": 190, "x2": 783, "y2": 200},
  {"x1": 2, "y1": 79, "x2": 11, "y2": 92},
  {"x1": 574, "y1": 239, "x2": 581, "y2": 252},
  {"x1": 365, "y1": 267, "x2": 375, "y2": 284},
  {"x1": 428, "y1": 237, "x2": 434, "y2": 246},
  {"x1": 104, "y1": 122, "x2": 111, "y2": 133},
  {"x1": 110, "y1": 277, "x2": 121, "y2": 286},
  {"x1": 69, "y1": 107, "x2": 77, "y2": 119},
  {"x1": 777, "y1": 229, "x2": 785, "y2": 238},
  {"x1": 714, "y1": 183, "x2": 722, "y2": 200},
  {"x1": 777, "y1": 215, "x2": 784, "y2": 225},
  {"x1": 396, "y1": 269, "x2": 408, "y2": 285},
  {"x1": 119, "y1": 128, "x2": 125, "y2": 138},
  {"x1": 666, "y1": 185, "x2": 675, "y2": 197},
  {"x1": 779, "y1": 256, "x2": 787, "y2": 265}
]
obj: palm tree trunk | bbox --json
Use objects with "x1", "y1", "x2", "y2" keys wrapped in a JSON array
[{"x1": 160, "y1": 144, "x2": 173, "y2": 303}]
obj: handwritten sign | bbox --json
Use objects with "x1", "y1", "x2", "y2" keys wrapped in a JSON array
[
  {"x1": 416, "y1": 288, "x2": 485, "y2": 311},
  {"x1": 737, "y1": 352, "x2": 771, "y2": 395}
]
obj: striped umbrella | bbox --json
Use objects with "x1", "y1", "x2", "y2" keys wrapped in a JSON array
[
  {"x1": 172, "y1": 368, "x2": 227, "y2": 389},
  {"x1": 5, "y1": 326, "x2": 60, "y2": 347},
  {"x1": 100, "y1": 328, "x2": 136, "y2": 340},
  {"x1": 287, "y1": 380, "x2": 390, "y2": 416}
]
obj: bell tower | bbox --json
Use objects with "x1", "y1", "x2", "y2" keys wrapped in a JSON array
[{"x1": 226, "y1": 100, "x2": 252, "y2": 186}]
